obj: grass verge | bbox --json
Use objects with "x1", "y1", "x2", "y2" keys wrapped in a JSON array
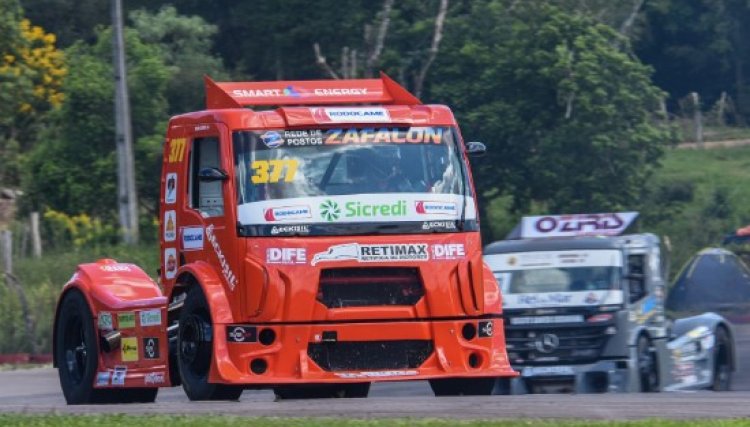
[{"x1": 0, "y1": 416, "x2": 748, "y2": 427}]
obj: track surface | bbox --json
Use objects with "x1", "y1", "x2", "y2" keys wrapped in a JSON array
[{"x1": 1, "y1": 368, "x2": 750, "y2": 420}]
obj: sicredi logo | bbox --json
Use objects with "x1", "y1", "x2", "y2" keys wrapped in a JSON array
[
  {"x1": 264, "y1": 205, "x2": 312, "y2": 222},
  {"x1": 416, "y1": 201, "x2": 457, "y2": 216},
  {"x1": 312, "y1": 107, "x2": 391, "y2": 123},
  {"x1": 266, "y1": 248, "x2": 307, "y2": 264}
]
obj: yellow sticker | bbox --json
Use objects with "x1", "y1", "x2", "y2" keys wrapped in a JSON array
[
  {"x1": 121, "y1": 337, "x2": 139, "y2": 362},
  {"x1": 167, "y1": 138, "x2": 187, "y2": 163},
  {"x1": 251, "y1": 159, "x2": 298, "y2": 184},
  {"x1": 117, "y1": 312, "x2": 136, "y2": 329}
]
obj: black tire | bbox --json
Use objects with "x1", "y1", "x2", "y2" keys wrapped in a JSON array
[
  {"x1": 56, "y1": 290, "x2": 158, "y2": 404},
  {"x1": 429, "y1": 377, "x2": 497, "y2": 396},
  {"x1": 178, "y1": 286, "x2": 243, "y2": 401},
  {"x1": 274, "y1": 382, "x2": 370, "y2": 399},
  {"x1": 636, "y1": 335, "x2": 659, "y2": 392},
  {"x1": 711, "y1": 327, "x2": 732, "y2": 391}
]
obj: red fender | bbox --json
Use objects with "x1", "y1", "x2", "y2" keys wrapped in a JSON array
[
  {"x1": 174, "y1": 260, "x2": 234, "y2": 324},
  {"x1": 53, "y1": 259, "x2": 166, "y2": 378},
  {"x1": 482, "y1": 262, "x2": 502, "y2": 314}
]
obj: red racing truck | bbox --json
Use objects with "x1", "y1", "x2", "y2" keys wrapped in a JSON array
[{"x1": 53, "y1": 74, "x2": 516, "y2": 403}]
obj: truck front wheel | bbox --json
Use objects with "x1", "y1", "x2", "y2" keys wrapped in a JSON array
[
  {"x1": 636, "y1": 335, "x2": 659, "y2": 392},
  {"x1": 429, "y1": 377, "x2": 497, "y2": 396},
  {"x1": 178, "y1": 286, "x2": 243, "y2": 401}
]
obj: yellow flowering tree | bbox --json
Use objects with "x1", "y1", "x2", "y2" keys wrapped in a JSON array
[{"x1": 0, "y1": 0, "x2": 65, "y2": 185}]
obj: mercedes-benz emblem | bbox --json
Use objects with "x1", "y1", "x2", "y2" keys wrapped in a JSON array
[{"x1": 535, "y1": 333, "x2": 559, "y2": 353}]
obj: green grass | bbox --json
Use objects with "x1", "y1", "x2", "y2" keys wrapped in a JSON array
[
  {"x1": 0, "y1": 243, "x2": 158, "y2": 354},
  {"x1": 0, "y1": 416, "x2": 748, "y2": 427}
]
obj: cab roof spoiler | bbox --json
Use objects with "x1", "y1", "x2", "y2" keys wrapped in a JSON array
[
  {"x1": 506, "y1": 212, "x2": 640, "y2": 240},
  {"x1": 204, "y1": 72, "x2": 421, "y2": 109}
]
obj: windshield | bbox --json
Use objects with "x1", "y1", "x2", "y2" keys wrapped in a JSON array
[
  {"x1": 487, "y1": 249, "x2": 625, "y2": 309},
  {"x1": 233, "y1": 126, "x2": 477, "y2": 236}
]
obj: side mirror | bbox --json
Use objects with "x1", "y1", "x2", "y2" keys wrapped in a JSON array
[
  {"x1": 198, "y1": 167, "x2": 228, "y2": 182},
  {"x1": 466, "y1": 141, "x2": 487, "y2": 157}
]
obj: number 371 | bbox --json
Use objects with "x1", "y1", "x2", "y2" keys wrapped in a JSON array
[{"x1": 251, "y1": 159, "x2": 298, "y2": 184}]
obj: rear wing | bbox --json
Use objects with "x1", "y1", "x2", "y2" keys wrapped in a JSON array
[
  {"x1": 204, "y1": 72, "x2": 421, "y2": 109},
  {"x1": 506, "y1": 212, "x2": 639, "y2": 239}
]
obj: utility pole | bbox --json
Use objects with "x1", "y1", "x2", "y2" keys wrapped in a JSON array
[{"x1": 112, "y1": 0, "x2": 139, "y2": 244}]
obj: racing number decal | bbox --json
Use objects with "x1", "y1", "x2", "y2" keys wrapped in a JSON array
[
  {"x1": 167, "y1": 138, "x2": 187, "y2": 163},
  {"x1": 251, "y1": 159, "x2": 298, "y2": 184}
]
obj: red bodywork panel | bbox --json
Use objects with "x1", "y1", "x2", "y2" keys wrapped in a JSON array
[{"x1": 55, "y1": 75, "x2": 515, "y2": 389}]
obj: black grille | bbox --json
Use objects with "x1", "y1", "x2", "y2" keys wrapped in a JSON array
[
  {"x1": 308, "y1": 340, "x2": 433, "y2": 371},
  {"x1": 317, "y1": 267, "x2": 424, "y2": 308},
  {"x1": 505, "y1": 326, "x2": 608, "y2": 365}
]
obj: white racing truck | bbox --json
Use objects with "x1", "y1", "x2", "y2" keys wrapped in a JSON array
[{"x1": 484, "y1": 212, "x2": 736, "y2": 393}]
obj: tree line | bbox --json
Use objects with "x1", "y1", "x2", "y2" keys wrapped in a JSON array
[{"x1": 2, "y1": 0, "x2": 748, "y2": 246}]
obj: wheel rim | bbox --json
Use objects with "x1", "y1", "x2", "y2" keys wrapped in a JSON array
[
  {"x1": 62, "y1": 312, "x2": 87, "y2": 384},
  {"x1": 180, "y1": 312, "x2": 212, "y2": 378}
]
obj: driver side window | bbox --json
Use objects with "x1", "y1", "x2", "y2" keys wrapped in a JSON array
[
  {"x1": 189, "y1": 136, "x2": 224, "y2": 217},
  {"x1": 628, "y1": 254, "x2": 647, "y2": 303}
]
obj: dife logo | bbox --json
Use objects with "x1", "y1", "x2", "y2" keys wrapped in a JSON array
[
  {"x1": 264, "y1": 205, "x2": 311, "y2": 222},
  {"x1": 267, "y1": 248, "x2": 307, "y2": 264},
  {"x1": 431, "y1": 244, "x2": 466, "y2": 260}
]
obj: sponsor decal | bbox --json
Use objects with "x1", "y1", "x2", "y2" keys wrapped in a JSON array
[
  {"x1": 164, "y1": 210, "x2": 176, "y2": 242},
  {"x1": 521, "y1": 366, "x2": 574, "y2": 377},
  {"x1": 584, "y1": 292, "x2": 599, "y2": 304},
  {"x1": 422, "y1": 221, "x2": 457, "y2": 231},
  {"x1": 509, "y1": 315, "x2": 584, "y2": 325},
  {"x1": 478, "y1": 320, "x2": 494, "y2": 338},
  {"x1": 314, "y1": 87, "x2": 369, "y2": 96},
  {"x1": 324, "y1": 127, "x2": 443, "y2": 145},
  {"x1": 319, "y1": 200, "x2": 341, "y2": 221},
  {"x1": 485, "y1": 250, "x2": 622, "y2": 271},
  {"x1": 112, "y1": 366, "x2": 127, "y2": 386},
  {"x1": 311, "y1": 107, "x2": 391, "y2": 123},
  {"x1": 416, "y1": 201, "x2": 457, "y2": 216},
  {"x1": 164, "y1": 248, "x2": 177, "y2": 280},
  {"x1": 260, "y1": 131, "x2": 283, "y2": 148},
  {"x1": 143, "y1": 337, "x2": 160, "y2": 359},
  {"x1": 139, "y1": 309, "x2": 161, "y2": 327},
  {"x1": 431, "y1": 244, "x2": 466, "y2": 260},
  {"x1": 270, "y1": 225, "x2": 310, "y2": 235},
  {"x1": 311, "y1": 243, "x2": 429, "y2": 266},
  {"x1": 520, "y1": 212, "x2": 639, "y2": 239},
  {"x1": 335, "y1": 370, "x2": 418, "y2": 379},
  {"x1": 165, "y1": 173, "x2": 177, "y2": 204},
  {"x1": 267, "y1": 248, "x2": 307, "y2": 264},
  {"x1": 182, "y1": 226, "x2": 204, "y2": 251},
  {"x1": 264, "y1": 205, "x2": 311, "y2": 222},
  {"x1": 195, "y1": 124, "x2": 210, "y2": 132},
  {"x1": 121, "y1": 337, "x2": 139, "y2": 362},
  {"x1": 281, "y1": 129, "x2": 323, "y2": 146},
  {"x1": 503, "y1": 290, "x2": 625, "y2": 309},
  {"x1": 227, "y1": 325, "x2": 257, "y2": 343},
  {"x1": 233, "y1": 88, "x2": 283, "y2": 97},
  {"x1": 320, "y1": 199, "x2": 407, "y2": 222},
  {"x1": 117, "y1": 312, "x2": 135, "y2": 329},
  {"x1": 96, "y1": 371, "x2": 110, "y2": 386},
  {"x1": 99, "y1": 264, "x2": 131, "y2": 272},
  {"x1": 166, "y1": 138, "x2": 187, "y2": 163},
  {"x1": 144, "y1": 372, "x2": 166, "y2": 385},
  {"x1": 98, "y1": 312, "x2": 113, "y2": 331},
  {"x1": 283, "y1": 85, "x2": 303, "y2": 97},
  {"x1": 206, "y1": 224, "x2": 238, "y2": 290}
]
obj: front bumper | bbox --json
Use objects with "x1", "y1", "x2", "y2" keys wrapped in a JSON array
[
  {"x1": 208, "y1": 318, "x2": 517, "y2": 384},
  {"x1": 501, "y1": 359, "x2": 636, "y2": 394}
]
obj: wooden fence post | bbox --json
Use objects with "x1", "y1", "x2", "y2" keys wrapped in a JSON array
[
  {"x1": 2, "y1": 230, "x2": 11, "y2": 275},
  {"x1": 30, "y1": 212, "x2": 42, "y2": 258},
  {"x1": 691, "y1": 92, "x2": 704, "y2": 148}
]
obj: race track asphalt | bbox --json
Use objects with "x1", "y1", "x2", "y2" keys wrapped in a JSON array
[{"x1": 2, "y1": 367, "x2": 750, "y2": 420}]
